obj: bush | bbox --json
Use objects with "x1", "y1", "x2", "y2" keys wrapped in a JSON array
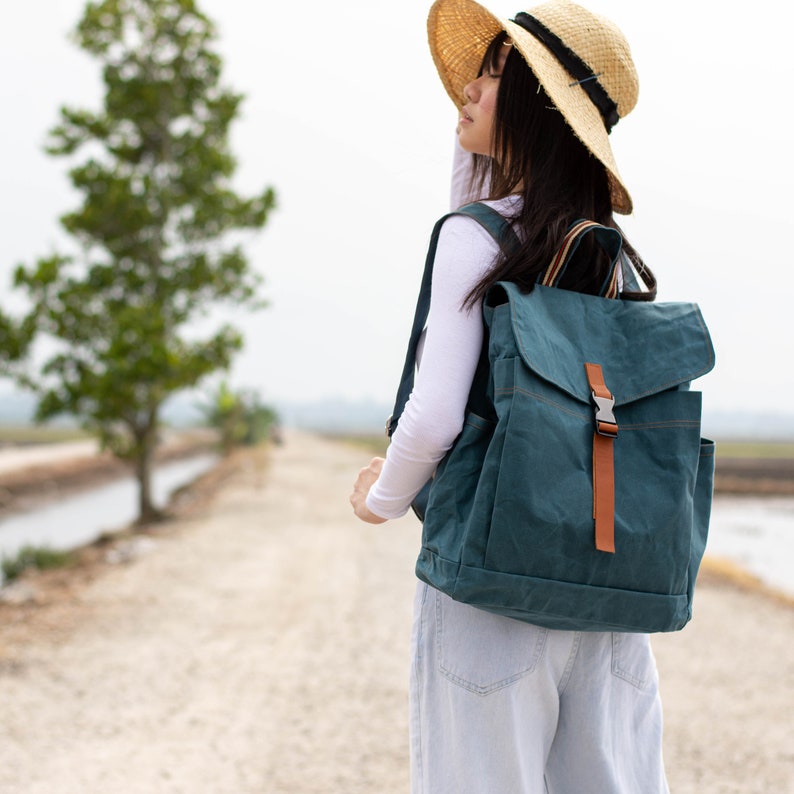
[
  {"x1": 200, "y1": 382, "x2": 280, "y2": 453},
  {"x1": 1, "y1": 545, "x2": 75, "y2": 583}
]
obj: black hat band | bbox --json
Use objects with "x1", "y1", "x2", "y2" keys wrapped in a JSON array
[{"x1": 512, "y1": 11, "x2": 620, "y2": 132}]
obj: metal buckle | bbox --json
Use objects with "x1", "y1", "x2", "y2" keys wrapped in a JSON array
[
  {"x1": 385, "y1": 415, "x2": 393, "y2": 436},
  {"x1": 591, "y1": 393, "x2": 618, "y2": 437}
]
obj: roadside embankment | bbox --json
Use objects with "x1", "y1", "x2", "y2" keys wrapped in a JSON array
[
  {"x1": 0, "y1": 429, "x2": 218, "y2": 516},
  {"x1": 715, "y1": 455, "x2": 794, "y2": 495}
]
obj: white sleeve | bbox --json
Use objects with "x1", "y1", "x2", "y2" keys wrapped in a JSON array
[
  {"x1": 365, "y1": 215, "x2": 499, "y2": 519},
  {"x1": 450, "y1": 136, "x2": 491, "y2": 210}
]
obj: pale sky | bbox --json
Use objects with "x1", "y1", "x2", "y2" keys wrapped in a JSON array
[{"x1": 1, "y1": 0, "x2": 792, "y2": 422}]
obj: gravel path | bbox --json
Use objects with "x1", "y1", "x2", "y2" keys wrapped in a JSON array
[{"x1": 0, "y1": 432, "x2": 791, "y2": 793}]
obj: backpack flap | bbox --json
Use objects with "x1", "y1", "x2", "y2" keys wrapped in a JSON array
[{"x1": 497, "y1": 282, "x2": 715, "y2": 404}]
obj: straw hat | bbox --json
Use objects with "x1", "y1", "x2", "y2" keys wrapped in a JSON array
[{"x1": 428, "y1": 0, "x2": 638, "y2": 214}]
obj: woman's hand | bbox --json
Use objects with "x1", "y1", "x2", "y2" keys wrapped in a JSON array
[{"x1": 350, "y1": 457, "x2": 388, "y2": 524}]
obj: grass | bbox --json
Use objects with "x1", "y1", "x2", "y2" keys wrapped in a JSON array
[
  {"x1": 715, "y1": 441, "x2": 794, "y2": 459},
  {"x1": 328, "y1": 433, "x2": 389, "y2": 457},
  {"x1": 1, "y1": 545, "x2": 76, "y2": 583},
  {"x1": 333, "y1": 435, "x2": 794, "y2": 462},
  {"x1": 701, "y1": 556, "x2": 794, "y2": 609},
  {"x1": 0, "y1": 425, "x2": 92, "y2": 445},
  {"x1": 334, "y1": 436, "x2": 794, "y2": 460}
]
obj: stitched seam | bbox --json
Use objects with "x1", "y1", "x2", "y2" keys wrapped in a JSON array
[
  {"x1": 494, "y1": 386, "x2": 589, "y2": 421},
  {"x1": 620, "y1": 421, "x2": 701, "y2": 430},
  {"x1": 494, "y1": 389, "x2": 704, "y2": 429},
  {"x1": 611, "y1": 633, "x2": 649, "y2": 689},
  {"x1": 412, "y1": 584, "x2": 428, "y2": 790},
  {"x1": 436, "y1": 595, "x2": 549, "y2": 695},
  {"x1": 557, "y1": 631, "x2": 582, "y2": 695},
  {"x1": 464, "y1": 413, "x2": 496, "y2": 431}
]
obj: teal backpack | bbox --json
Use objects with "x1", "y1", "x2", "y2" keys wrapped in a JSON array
[{"x1": 388, "y1": 203, "x2": 716, "y2": 633}]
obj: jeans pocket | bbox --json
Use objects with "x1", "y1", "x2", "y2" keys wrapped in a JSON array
[
  {"x1": 435, "y1": 590, "x2": 548, "y2": 695},
  {"x1": 611, "y1": 633, "x2": 657, "y2": 690}
]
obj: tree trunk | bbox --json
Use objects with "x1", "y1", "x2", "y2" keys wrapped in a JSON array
[{"x1": 135, "y1": 419, "x2": 160, "y2": 525}]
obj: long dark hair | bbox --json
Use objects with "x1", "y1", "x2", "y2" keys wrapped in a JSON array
[{"x1": 466, "y1": 32, "x2": 655, "y2": 306}]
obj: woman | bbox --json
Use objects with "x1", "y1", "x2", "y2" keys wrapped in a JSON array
[{"x1": 350, "y1": 1, "x2": 667, "y2": 791}]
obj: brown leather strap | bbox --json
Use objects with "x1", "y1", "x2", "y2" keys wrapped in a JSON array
[{"x1": 584, "y1": 363, "x2": 617, "y2": 553}]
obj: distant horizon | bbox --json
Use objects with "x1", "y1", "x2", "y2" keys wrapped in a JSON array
[{"x1": 0, "y1": 385, "x2": 792, "y2": 441}]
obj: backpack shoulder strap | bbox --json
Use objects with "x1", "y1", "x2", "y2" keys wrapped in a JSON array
[
  {"x1": 386, "y1": 203, "x2": 519, "y2": 436},
  {"x1": 456, "y1": 202, "x2": 521, "y2": 255}
]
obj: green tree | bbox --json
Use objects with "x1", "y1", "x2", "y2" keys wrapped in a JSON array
[
  {"x1": 201, "y1": 380, "x2": 248, "y2": 454},
  {"x1": 13, "y1": 0, "x2": 275, "y2": 523},
  {"x1": 200, "y1": 381, "x2": 280, "y2": 454},
  {"x1": 0, "y1": 312, "x2": 35, "y2": 373}
]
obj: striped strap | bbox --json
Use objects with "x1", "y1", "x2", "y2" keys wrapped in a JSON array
[{"x1": 540, "y1": 221, "x2": 621, "y2": 299}]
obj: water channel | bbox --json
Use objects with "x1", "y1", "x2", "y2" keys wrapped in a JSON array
[
  {"x1": 0, "y1": 463, "x2": 791, "y2": 598},
  {"x1": 706, "y1": 495, "x2": 794, "y2": 597},
  {"x1": 0, "y1": 454, "x2": 218, "y2": 565}
]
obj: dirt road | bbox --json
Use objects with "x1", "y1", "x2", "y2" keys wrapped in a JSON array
[{"x1": 0, "y1": 432, "x2": 792, "y2": 793}]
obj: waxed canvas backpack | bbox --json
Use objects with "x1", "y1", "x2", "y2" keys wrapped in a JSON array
[{"x1": 388, "y1": 202, "x2": 716, "y2": 633}]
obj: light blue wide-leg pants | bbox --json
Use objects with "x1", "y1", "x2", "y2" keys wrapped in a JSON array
[{"x1": 409, "y1": 582, "x2": 669, "y2": 794}]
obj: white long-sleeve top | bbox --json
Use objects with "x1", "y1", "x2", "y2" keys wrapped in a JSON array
[{"x1": 366, "y1": 143, "x2": 515, "y2": 519}]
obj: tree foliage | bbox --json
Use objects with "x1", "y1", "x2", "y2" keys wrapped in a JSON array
[
  {"x1": 0, "y1": 312, "x2": 35, "y2": 373},
  {"x1": 13, "y1": 0, "x2": 275, "y2": 522},
  {"x1": 200, "y1": 381, "x2": 280, "y2": 454}
]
